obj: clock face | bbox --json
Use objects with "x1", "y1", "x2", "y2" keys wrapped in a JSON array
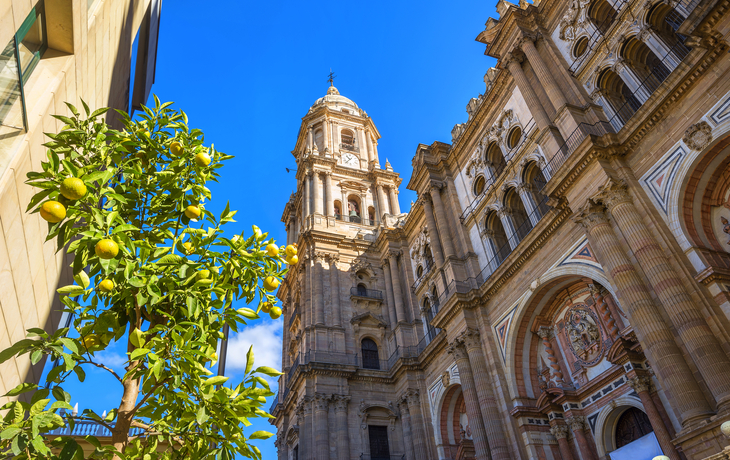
[{"x1": 342, "y1": 153, "x2": 360, "y2": 168}]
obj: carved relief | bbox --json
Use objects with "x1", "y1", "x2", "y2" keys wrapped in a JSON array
[
  {"x1": 683, "y1": 121, "x2": 713, "y2": 151},
  {"x1": 558, "y1": 0, "x2": 592, "y2": 42},
  {"x1": 564, "y1": 305, "x2": 603, "y2": 366}
]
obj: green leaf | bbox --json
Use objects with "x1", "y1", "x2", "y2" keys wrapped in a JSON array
[
  {"x1": 202, "y1": 376, "x2": 228, "y2": 387},
  {"x1": 112, "y1": 224, "x2": 139, "y2": 234},
  {"x1": 0, "y1": 426, "x2": 20, "y2": 440},
  {"x1": 57, "y1": 285, "x2": 85, "y2": 295},
  {"x1": 245, "y1": 346, "x2": 254, "y2": 375},
  {"x1": 4, "y1": 382, "x2": 37, "y2": 397},
  {"x1": 73, "y1": 271, "x2": 90, "y2": 289},
  {"x1": 196, "y1": 406, "x2": 209, "y2": 425},
  {"x1": 158, "y1": 254, "x2": 183, "y2": 265},
  {"x1": 248, "y1": 431, "x2": 273, "y2": 440},
  {"x1": 30, "y1": 398, "x2": 50, "y2": 415},
  {"x1": 130, "y1": 328, "x2": 145, "y2": 348},
  {"x1": 104, "y1": 408, "x2": 117, "y2": 421},
  {"x1": 130, "y1": 348, "x2": 150, "y2": 360}
]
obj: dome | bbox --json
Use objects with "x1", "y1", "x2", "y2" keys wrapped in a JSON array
[{"x1": 310, "y1": 85, "x2": 361, "y2": 113}]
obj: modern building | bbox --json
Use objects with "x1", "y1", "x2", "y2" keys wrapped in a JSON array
[
  {"x1": 0, "y1": 0, "x2": 160, "y2": 401},
  {"x1": 270, "y1": 0, "x2": 730, "y2": 459}
]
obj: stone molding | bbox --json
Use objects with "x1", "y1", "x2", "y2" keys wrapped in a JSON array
[
  {"x1": 572, "y1": 200, "x2": 609, "y2": 229},
  {"x1": 332, "y1": 395, "x2": 351, "y2": 412},
  {"x1": 313, "y1": 393, "x2": 330, "y2": 411}
]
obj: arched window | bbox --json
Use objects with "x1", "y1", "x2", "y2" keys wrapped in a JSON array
[
  {"x1": 334, "y1": 200, "x2": 342, "y2": 218},
  {"x1": 473, "y1": 175, "x2": 486, "y2": 196},
  {"x1": 341, "y1": 129, "x2": 356, "y2": 150},
  {"x1": 416, "y1": 265, "x2": 424, "y2": 278},
  {"x1": 314, "y1": 129, "x2": 324, "y2": 152},
  {"x1": 368, "y1": 206, "x2": 375, "y2": 224},
  {"x1": 504, "y1": 187, "x2": 533, "y2": 246},
  {"x1": 507, "y1": 126, "x2": 523, "y2": 150},
  {"x1": 597, "y1": 68, "x2": 641, "y2": 129},
  {"x1": 361, "y1": 338, "x2": 380, "y2": 370},
  {"x1": 523, "y1": 161, "x2": 551, "y2": 220},
  {"x1": 485, "y1": 142, "x2": 507, "y2": 179},
  {"x1": 484, "y1": 211, "x2": 511, "y2": 270},
  {"x1": 347, "y1": 195, "x2": 361, "y2": 223},
  {"x1": 574, "y1": 36, "x2": 589, "y2": 58},
  {"x1": 588, "y1": 0, "x2": 618, "y2": 35}
]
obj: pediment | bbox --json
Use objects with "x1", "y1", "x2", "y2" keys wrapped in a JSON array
[{"x1": 350, "y1": 311, "x2": 388, "y2": 329}]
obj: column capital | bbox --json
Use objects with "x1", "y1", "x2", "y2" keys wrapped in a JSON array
[
  {"x1": 517, "y1": 31, "x2": 540, "y2": 49},
  {"x1": 628, "y1": 376, "x2": 653, "y2": 394},
  {"x1": 396, "y1": 397, "x2": 410, "y2": 412},
  {"x1": 428, "y1": 181, "x2": 445, "y2": 194},
  {"x1": 536, "y1": 325, "x2": 554, "y2": 340},
  {"x1": 332, "y1": 395, "x2": 351, "y2": 412},
  {"x1": 326, "y1": 253, "x2": 340, "y2": 264},
  {"x1": 572, "y1": 199, "x2": 609, "y2": 229},
  {"x1": 446, "y1": 340, "x2": 470, "y2": 361},
  {"x1": 387, "y1": 249, "x2": 402, "y2": 259},
  {"x1": 380, "y1": 258, "x2": 390, "y2": 269},
  {"x1": 566, "y1": 415, "x2": 586, "y2": 432},
  {"x1": 497, "y1": 206, "x2": 513, "y2": 218},
  {"x1": 596, "y1": 179, "x2": 633, "y2": 210},
  {"x1": 313, "y1": 251, "x2": 329, "y2": 262},
  {"x1": 503, "y1": 51, "x2": 524, "y2": 67},
  {"x1": 550, "y1": 424, "x2": 570, "y2": 439},
  {"x1": 313, "y1": 393, "x2": 331, "y2": 411},
  {"x1": 459, "y1": 328, "x2": 482, "y2": 350},
  {"x1": 404, "y1": 389, "x2": 421, "y2": 407}
]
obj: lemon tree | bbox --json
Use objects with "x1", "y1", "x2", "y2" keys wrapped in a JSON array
[{"x1": 0, "y1": 98, "x2": 293, "y2": 460}]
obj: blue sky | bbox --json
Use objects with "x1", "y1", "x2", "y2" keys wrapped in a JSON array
[{"x1": 50, "y1": 0, "x2": 500, "y2": 457}]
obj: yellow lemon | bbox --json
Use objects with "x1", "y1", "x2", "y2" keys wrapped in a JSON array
[
  {"x1": 184, "y1": 205, "x2": 201, "y2": 220},
  {"x1": 265, "y1": 243, "x2": 279, "y2": 257},
  {"x1": 194, "y1": 152, "x2": 211, "y2": 166},
  {"x1": 40, "y1": 201, "x2": 66, "y2": 223},
  {"x1": 95, "y1": 239, "x2": 119, "y2": 259},
  {"x1": 196, "y1": 269, "x2": 211, "y2": 281},
  {"x1": 263, "y1": 276, "x2": 279, "y2": 291},
  {"x1": 60, "y1": 178, "x2": 87, "y2": 200},
  {"x1": 182, "y1": 242, "x2": 194, "y2": 255},
  {"x1": 170, "y1": 141, "x2": 183, "y2": 156},
  {"x1": 286, "y1": 255, "x2": 299, "y2": 265},
  {"x1": 98, "y1": 279, "x2": 114, "y2": 293},
  {"x1": 269, "y1": 306, "x2": 282, "y2": 320},
  {"x1": 261, "y1": 302, "x2": 273, "y2": 314},
  {"x1": 285, "y1": 245, "x2": 297, "y2": 257},
  {"x1": 82, "y1": 334, "x2": 99, "y2": 349}
]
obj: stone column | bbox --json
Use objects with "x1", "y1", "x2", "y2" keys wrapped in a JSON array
[
  {"x1": 591, "y1": 89, "x2": 622, "y2": 131},
  {"x1": 323, "y1": 119, "x2": 330, "y2": 155},
  {"x1": 598, "y1": 181, "x2": 730, "y2": 411},
  {"x1": 612, "y1": 59, "x2": 652, "y2": 103},
  {"x1": 313, "y1": 173, "x2": 323, "y2": 215},
  {"x1": 388, "y1": 251, "x2": 407, "y2": 324},
  {"x1": 398, "y1": 399, "x2": 416, "y2": 460},
  {"x1": 366, "y1": 129, "x2": 375, "y2": 165},
  {"x1": 405, "y1": 390, "x2": 427, "y2": 455},
  {"x1": 504, "y1": 52, "x2": 552, "y2": 131},
  {"x1": 566, "y1": 417, "x2": 597, "y2": 460},
  {"x1": 429, "y1": 184, "x2": 456, "y2": 259},
  {"x1": 314, "y1": 253, "x2": 325, "y2": 326},
  {"x1": 377, "y1": 184, "x2": 388, "y2": 218},
  {"x1": 303, "y1": 173, "x2": 311, "y2": 218},
  {"x1": 537, "y1": 327, "x2": 565, "y2": 386},
  {"x1": 460, "y1": 329, "x2": 511, "y2": 460},
  {"x1": 519, "y1": 35, "x2": 568, "y2": 111},
  {"x1": 307, "y1": 126, "x2": 314, "y2": 152},
  {"x1": 517, "y1": 183, "x2": 539, "y2": 226},
  {"x1": 422, "y1": 197, "x2": 445, "y2": 266},
  {"x1": 590, "y1": 284, "x2": 619, "y2": 340},
  {"x1": 329, "y1": 255, "x2": 341, "y2": 327},
  {"x1": 389, "y1": 186, "x2": 401, "y2": 214},
  {"x1": 382, "y1": 261, "x2": 398, "y2": 328},
  {"x1": 313, "y1": 394, "x2": 330, "y2": 460},
  {"x1": 550, "y1": 424, "x2": 574, "y2": 460},
  {"x1": 299, "y1": 398, "x2": 312, "y2": 460},
  {"x1": 332, "y1": 121, "x2": 340, "y2": 155},
  {"x1": 498, "y1": 208, "x2": 518, "y2": 250},
  {"x1": 573, "y1": 201, "x2": 713, "y2": 425},
  {"x1": 275, "y1": 435, "x2": 286, "y2": 460},
  {"x1": 447, "y1": 341, "x2": 491, "y2": 460},
  {"x1": 628, "y1": 377, "x2": 681, "y2": 460},
  {"x1": 325, "y1": 172, "x2": 334, "y2": 217},
  {"x1": 333, "y1": 395, "x2": 351, "y2": 460},
  {"x1": 638, "y1": 25, "x2": 681, "y2": 70}
]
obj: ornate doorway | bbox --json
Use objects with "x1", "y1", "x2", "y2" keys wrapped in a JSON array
[
  {"x1": 615, "y1": 407, "x2": 653, "y2": 448},
  {"x1": 368, "y1": 425, "x2": 390, "y2": 460}
]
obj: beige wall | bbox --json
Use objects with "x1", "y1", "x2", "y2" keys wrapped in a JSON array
[{"x1": 0, "y1": 0, "x2": 151, "y2": 402}]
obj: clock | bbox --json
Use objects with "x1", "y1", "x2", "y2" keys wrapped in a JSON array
[{"x1": 342, "y1": 153, "x2": 360, "y2": 169}]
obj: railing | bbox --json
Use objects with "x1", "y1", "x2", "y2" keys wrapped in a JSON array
[
  {"x1": 569, "y1": 0, "x2": 629, "y2": 73},
  {"x1": 340, "y1": 143, "x2": 359, "y2": 152},
  {"x1": 336, "y1": 214, "x2": 375, "y2": 226},
  {"x1": 543, "y1": 120, "x2": 614, "y2": 176},
  {"x1": 411, "y1": 260, "x2": 435, "y2": 291},
  {"x1": 386, "y1": 329, "x2": 444, "y2": 368},
  {"x1": 350, "y1": 287, "x2": 384, "y2": 300},
  {"x1": 504, "y1": 118, "x2": 537, "y2": 162},
  {"x1": 269, "y1": 391, "x2": 280, "y2": 414},
  {"x1": 46, "y1": 419, "x2": 144, "y2": 437},
  {"x1": 288, "y1": 353, "x2": 300, "y2": 381},
  {"x1": 288, "y1": 308, "x2": 300, "y2": 327},
  {"x1": 458, "y1": 119, "x2": 536, "y2": 223}
]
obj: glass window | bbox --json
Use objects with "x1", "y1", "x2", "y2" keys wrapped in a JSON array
[{"x1": 0, "y1": 1, "x2": 47, "y2": 131}]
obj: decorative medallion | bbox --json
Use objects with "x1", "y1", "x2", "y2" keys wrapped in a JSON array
[
  {"x1": 563, "y1": 305, "x2": 603, "y2": 366},
  {"x1": 682, "y1": 121, "x2": 713, "y2": 151}
]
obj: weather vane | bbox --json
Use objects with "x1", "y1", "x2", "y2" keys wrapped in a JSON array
[{"x1": 327, "y1": 69, "x2": 336, "y2": 87}]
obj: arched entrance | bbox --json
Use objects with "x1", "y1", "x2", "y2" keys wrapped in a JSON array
[
  {"x1": 615, "y1": 407, "x2": 653, "y2": 448},
  {"x1": 437, "y1": 385, "x2": 474, "y2": 460}
]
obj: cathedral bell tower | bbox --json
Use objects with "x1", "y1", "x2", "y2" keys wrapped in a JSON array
[{"x1": 273, "y1": 83, "x2": 410, "y2": 460}]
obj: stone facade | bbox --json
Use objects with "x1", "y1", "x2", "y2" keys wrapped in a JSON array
[
  {"x1": 271, "y1": 0, "x2": 730, "y2": 459},
  {"x1": 0, "y1": 0, "x2": 159, "y2": 404}
]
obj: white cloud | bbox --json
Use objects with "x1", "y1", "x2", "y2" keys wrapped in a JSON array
[{"x1": 225, "y1": 321, "x2": 283, "y2": 375}]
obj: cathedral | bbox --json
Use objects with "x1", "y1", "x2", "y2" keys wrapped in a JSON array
[{"x1": 269, "y1": 0, "x2": 730, "y2": 459}]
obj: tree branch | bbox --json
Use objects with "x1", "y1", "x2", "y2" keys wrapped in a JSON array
[{"x1": 79, "y1": 359, "x2": 124, "y2": 383}]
